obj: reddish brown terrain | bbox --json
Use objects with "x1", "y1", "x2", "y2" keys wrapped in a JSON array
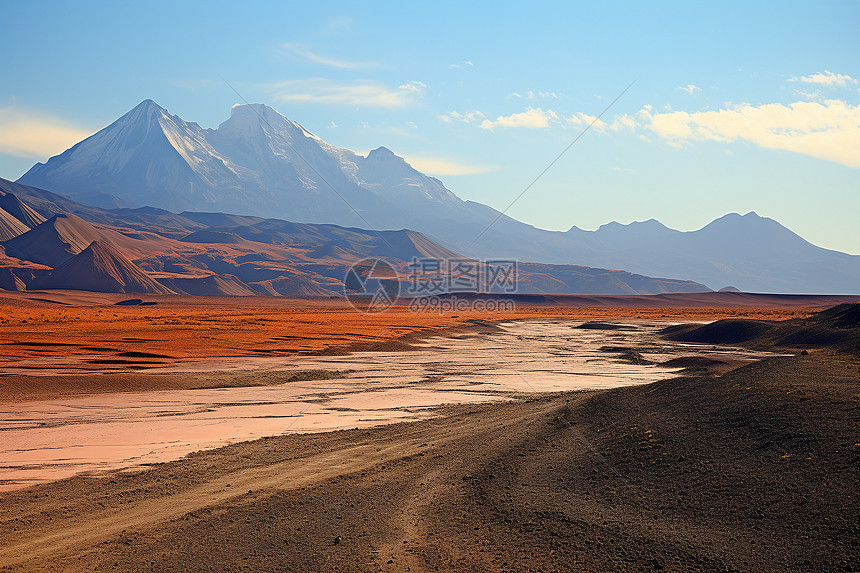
[
  {"x1": 0, "y1": 290, "x2": 851, "y2": 401},
  {"x1": 0, "y1": 180, "x2": 724, "y2": 297},
  {"x1": 0, "y1": 297, "x2": 858, "y2": 571}
]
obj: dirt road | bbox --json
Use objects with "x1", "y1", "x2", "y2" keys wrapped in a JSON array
[{"x1": 1, "y1": 349, "x2": 857, "y2": 571}]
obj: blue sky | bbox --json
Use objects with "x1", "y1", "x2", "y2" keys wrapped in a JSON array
[{"x1": 2, "y1": 0, "x2": 858, "y2": 252}]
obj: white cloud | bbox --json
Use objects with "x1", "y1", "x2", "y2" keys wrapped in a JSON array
[
  {"x1": 398, "y1": 81, "x2": 426, "y2": 93},
  {"x1": 565, "y1": 112, "x2": 607, "y2": 130},
  {"x1": 677, "y1": 84, "x2": 702, "y2": 96},
  {"x1": 639, "y1": 99, "x2": 860, "y2": 168},
  {"x1": 790, "y1": 70, "x2": 857, "y2": 88},
  {"x1": 449, "y1": 61, "x2": 474, "y2": 68},
  {"x1": 0, "y1": 107, "x2": 92, "y2": 158},
  {"x1": 328, "y1": 121, "x2": 337, "y2": 128},
  {"x1": 403, "y1": 155, "x2": 498, "y2": 176},
  {"x1": 479, "y1": 107, "x2": 559, "y2": 130},
  {"x1": 437, "y1": 110, "x2": 486, "y2": 124},
  {"x1": 609, "y1": 113, "x2": 637, "y2": 132},
  {"x1": 280, "y1": 43, "x2": 379, "y2": 69},
  {"x1": 263, "y1": 78, "x2": 423, "y2": 108},
  {"x1": 512, "y1": 90, "x2": 560, "y2": 100}
]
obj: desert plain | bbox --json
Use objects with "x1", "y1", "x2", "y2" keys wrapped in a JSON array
[{"x1": 0, "y1": 291, "x2": 858, "y2": 572}]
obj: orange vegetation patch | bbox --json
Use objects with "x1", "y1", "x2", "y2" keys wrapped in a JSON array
[{"x1": 0, "y1": 292, "x2": 815, "y2": 363}]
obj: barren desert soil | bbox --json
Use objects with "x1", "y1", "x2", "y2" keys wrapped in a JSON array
[
  {"x1": 0, "y1": 291, "x2": 830, "y2": 402},
  {"x1": 0, "y1": 348, "x2": 857, "y2": 572},
  {"x1": 1, "y1": 296, "x2": 858, "y2": 571}
]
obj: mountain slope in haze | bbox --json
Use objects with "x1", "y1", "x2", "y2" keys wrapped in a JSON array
[
  {"x1": 0, "y1": 178, "x2": 92, "y2": 218},
  {"x1": 15, "y1": 101, "x2": 577, "y2": 271},
  {"x1": 0, "y1": 190, "x2": 710, "y2": 297},
  {"x1": 47, "y1": 240, "x2": 174, "y2": 294},
  {"x1": 17, "y1": 100, "x2": 860, "y2": 294},
  {"x1": 570, "y1": 212, "x2": 860, "y2": 294}
]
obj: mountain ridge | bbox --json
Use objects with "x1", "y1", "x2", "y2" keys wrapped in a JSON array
[
  {"x1": 0, "y1": 177, "x2": 710, "y2": 296},
  {"x1": 15, "y1": 100, "x2": 860, "y2": 293}
]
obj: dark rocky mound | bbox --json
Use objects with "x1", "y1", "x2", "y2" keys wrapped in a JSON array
[
  {"x1": 659, "y1": 356, "x2": 729, "y2": 369},
  {"x1": 576, "y1": 321, "x2": 636, "y2": 330},
  {"x1": 663, "y1": 303, "x2": 860, "y2": 354},
  {"x1": 808, "y1": 303, "x2": 860, "y2": 329},
  {"x1": 662, "y1": 319, "x2": 773, "y2": 344}
]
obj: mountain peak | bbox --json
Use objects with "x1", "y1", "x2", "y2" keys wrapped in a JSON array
[
  {"x1": 595, "y1": 218, "x2": 675, "y2": 241},
  {"x1": 228, "y1": 103, "x2": 295, "y2": 126},
  {"x1": 221, "y1": 103, "x2": 319, "y2": 143},
  {"x1": 367, "y1": 146, "x2": 403, "y2": 162},
  {"x1": 50, "y1": 239, "x2": 173, "y2": 294},
  {"x1": 704, "y1": 211, "x2": 771, "y2": 229},
  {"x1": 127, "y1": 99, "x2": 168, "y2": 120}
]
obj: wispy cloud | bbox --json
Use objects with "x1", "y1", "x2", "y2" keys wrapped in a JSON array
[
  {"x1": 0, "y1": 107, "x2": 92, "y2": 158},
  {"x1": 437, "y1": 110, "x2": 486, "y2": 124},
  {"x1": 639, "y1": 99, "x2": 860, "y2": 168},
  {"x1": 281, "y1": 43, "x2": 379, "y2": 69},
  {"x1": 511, "y1": 90, "x2": 560, "y2": 99},
  {"x1": 793, "y1": 88, "x2": 823, "y2": 101},
  {"x1": 403, "y1": 155, "x2": 498, "y2": 176},
  {"x1": 398, "y1": 80, "x2": 426, "y2": 93},
  {"x1": 479, "y1": 107, "x2": 559, "y2": 130},
  {"x1": 262, "y1": 78, "x2": 425, "y2": 108},
  {"x1": 676, "y1": 84, "x2": 702, "y2": 96},
  {"x1": 474, "y1": 107, "x2": 605, "y2": 131},
  {"x1": 565, "y1": 112, "x2": 607, "y2": 130},
  {"x1": 789, "y1": 70, "x2": 857, "y2": 88},
  {"x1": 449, "y1": 60, "x2": 474, "y2": 68}
]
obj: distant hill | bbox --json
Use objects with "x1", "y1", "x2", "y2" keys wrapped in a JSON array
[
  {"x1": 0, "y1": 186, "x2": 710, "y2": 297},
  {"x1": 46, "y1": 240, "x2": 173, "y2": 294},
  {"x1": 3, "y1": 213, "x2": 105, "y2": 267},
  {"x1": 0, "y1": 208, "x2": 29, "y2": 241},
  {"x1": 0, "y1": 193, "x2": 46, "y2": 229}
]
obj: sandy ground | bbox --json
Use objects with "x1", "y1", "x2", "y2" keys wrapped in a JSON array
[
  {"x1": 1, "y1": 295, "x2": 858, "y2": 571},
  {"x1": 2, "y1": 320, "x2": 780, "y2": 491},
  {"x1": 0, "y1": 290, "x2": 834, "y2": 401},
  {"x1": 0, "y1": 348, "x2": 857, "y2": 572}
]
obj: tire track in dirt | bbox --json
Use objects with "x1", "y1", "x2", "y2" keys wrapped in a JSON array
[{"x1": 0, "y1": 401, "x2": 560, "y2": 569}]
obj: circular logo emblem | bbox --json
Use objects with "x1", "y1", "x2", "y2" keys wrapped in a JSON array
[{"x1": 343, "y1": 258, "x2": 400, "y2": 313}]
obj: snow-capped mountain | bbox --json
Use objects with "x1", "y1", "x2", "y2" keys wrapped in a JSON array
[
  {"x1": 17, "y1": 100, "x2": 860, "y2": 294},
  {"x1": 19, "y1": 100, "x2": 470, "y2": 230}
]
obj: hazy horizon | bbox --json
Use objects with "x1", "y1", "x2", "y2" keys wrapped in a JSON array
[{"x1": 1, "y1": 0, "x2": 857, "y2": 253}]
